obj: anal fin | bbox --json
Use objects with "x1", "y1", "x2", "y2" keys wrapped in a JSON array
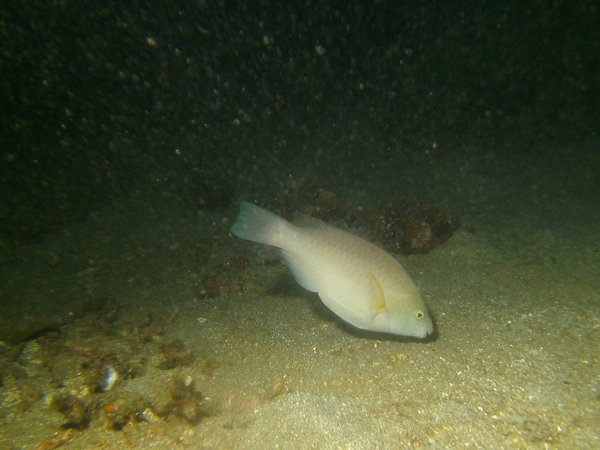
[{"x1": 280, "y1": 250, "x2": 319, "y2": 292}]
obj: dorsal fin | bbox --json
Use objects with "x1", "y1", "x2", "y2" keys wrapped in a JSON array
[{"x1": 292, "y1": 213, "x2": 329, "y2": 230}]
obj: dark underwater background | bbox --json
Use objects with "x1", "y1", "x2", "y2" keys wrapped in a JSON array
[{"x1": 1, "y1": 1, "x2": 598, "y2": 448}]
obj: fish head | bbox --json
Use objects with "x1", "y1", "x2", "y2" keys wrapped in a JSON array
[{"x1": 388, "y1": 294, "x2": 434, "y2": 339}]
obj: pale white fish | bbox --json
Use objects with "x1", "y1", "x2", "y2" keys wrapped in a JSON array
[{"x1": 231, "y1": 201, "x2": 434, "y2": 338}]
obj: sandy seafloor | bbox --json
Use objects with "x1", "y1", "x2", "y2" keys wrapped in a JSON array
[{"x1": 1, "y1": 135, "x2": 599, "y2": 449}]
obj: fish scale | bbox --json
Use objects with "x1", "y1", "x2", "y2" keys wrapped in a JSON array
[{"x1": 231, "y1": 201, "x2": 434, "y2": 338}]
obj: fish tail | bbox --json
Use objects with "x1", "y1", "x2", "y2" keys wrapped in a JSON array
[{"x1": 231, "y1": 201, "x2": 291, "y2": 248}]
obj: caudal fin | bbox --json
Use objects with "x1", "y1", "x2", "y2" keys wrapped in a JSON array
[{"x1": 230, "y1": 201, "x2": 290, "y2": 248}]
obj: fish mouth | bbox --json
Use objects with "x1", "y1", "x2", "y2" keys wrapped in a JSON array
[{"x1": 420, "y1": 327, "x2": 434, "y2": 339}]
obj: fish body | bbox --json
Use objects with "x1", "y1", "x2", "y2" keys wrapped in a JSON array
[{"x1": 231, "y1": 201, "x2": 433, "y2": 338}]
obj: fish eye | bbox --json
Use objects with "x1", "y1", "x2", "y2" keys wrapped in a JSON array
[{"x1": 415, "y1": 310, "x2": 424, "y2": 319}]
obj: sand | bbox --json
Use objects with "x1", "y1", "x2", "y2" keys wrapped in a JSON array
[{"x1": 1, "y1": 136, "x2": 599, "y2": 449}]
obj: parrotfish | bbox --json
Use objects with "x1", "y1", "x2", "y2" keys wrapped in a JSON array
[{"x1": 231, "y1": 201, "x2": 434, "y2": 339}]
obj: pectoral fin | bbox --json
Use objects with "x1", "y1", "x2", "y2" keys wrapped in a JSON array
[{"x1": 367, "y1": 272, "x2": 388, "y2": 320}]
